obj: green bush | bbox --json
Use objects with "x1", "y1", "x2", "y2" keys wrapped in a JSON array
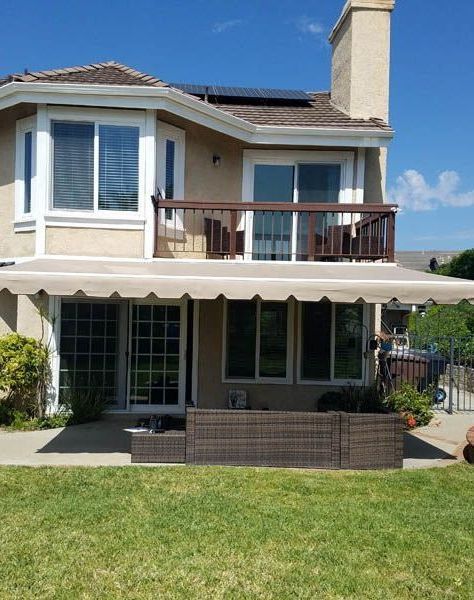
[
  {"x1": 4, "y1": 410, "x2": 70, "y2": 431},
  {"x1": 385, "y1": 383, "x2": 434, "y2": 429},
  {"x1": 0, "y1": 333, "x2": 50, "y2": 418},
  {"x1": 60, "y1": 388, "x2": 107, "y2": 424},
  {"x1": 317, "y1": 385, "x2": 384, "y2": 413}
]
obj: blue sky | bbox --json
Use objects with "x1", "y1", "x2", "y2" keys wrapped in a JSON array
[{"x1": 1, "y1": 0, "x2": 473, "y2": 251}]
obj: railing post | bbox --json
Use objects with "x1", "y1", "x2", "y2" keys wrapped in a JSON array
[
  {"x1": 151, "y1": 195, "x2": 159, "y2": 257},
  {"x1": 386, "y1": 210, "x2": 396, "y2": 262},
  {"x1": 229, "y1": 210, "x2": 237, "y2": 259},
  {"x1": 448, "y1": 336, "x2": 455, "y2": 414},
  {"x1": 307, "y1": 212, "x2": 316, "y2": 261}
]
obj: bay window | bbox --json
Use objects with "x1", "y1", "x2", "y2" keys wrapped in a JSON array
[
  {"x1": 51, "y1": 115, "x2": 141, "y2": 213},
  {"x1": 225, "y1": 300, "x2": 291, "y2": 382},
  {"x1": 15, "y1": 115, "x2": 36, "y2": 220}
]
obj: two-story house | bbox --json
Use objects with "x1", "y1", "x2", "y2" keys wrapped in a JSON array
[{"x1": 0, "y1": 0, "x2": 472, "y2": 416}]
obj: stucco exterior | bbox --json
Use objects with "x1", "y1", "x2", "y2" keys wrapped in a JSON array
[
  {"x1": 45, "y1": 227, "x2": 144, "y2": 258},
  {"x1": 0, "y1": 290, "x2": 17, "y2": 334},
  {"x1": 196, "y1": 298, "x2": 376, "y2": 411},
  {"x1": 16, "y1": 293, "x2": 50, "y2": 340}
]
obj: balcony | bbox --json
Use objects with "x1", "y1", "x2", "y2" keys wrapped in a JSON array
[{"x1": 152, "y1": 199, "x2": 397, "y2": 262}]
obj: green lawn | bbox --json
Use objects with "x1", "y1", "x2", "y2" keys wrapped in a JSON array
[{"x1": 0, "y1": 465, "x2": 473, "y2": 599}]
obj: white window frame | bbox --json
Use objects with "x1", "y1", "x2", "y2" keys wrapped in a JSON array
[
  {"x1": 296, "y1": 301, "x2": 368, "y2": 386},
  {"x1": 222, "y1": 298, "x2": 294, "y2": 385},
  {"x1": 156, "y1": 121, "x2": 185, "y2": 232},
  {"x1": 14, "y1": 115, "x2": 37, "y2": 229},
  {"x1": 45, "y1": 107, "x2": 147, "y2": 226},
  {"x1": 242, "y1": 149, "x2": 357, "y2": 260},
  {"x1": 127, "y1": 297, "x2": 187, "y2": 414}
]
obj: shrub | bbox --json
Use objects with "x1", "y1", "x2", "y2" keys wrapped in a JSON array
[
  {"x1": 385, "y1": 383, "x2": 434, "y2": 429},
  {"x1": 317, "y1": 385, "x2": 384, "y2": 413},
  {"x1": 61, "y1": 388, "x2": 107, "y2": 424},
  {"x1": 5, "y1": 411, "x2": 70, "y2": 431},
  {"x1": 0, "y1": 333, "x2": 50, "y2": 418}
]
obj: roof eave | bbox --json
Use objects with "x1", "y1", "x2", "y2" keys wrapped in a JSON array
[{"x1": 0, "y1": 81, "x2": 393, "y2": 147}]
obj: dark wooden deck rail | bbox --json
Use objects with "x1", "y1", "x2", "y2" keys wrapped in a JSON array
[{"x1": 152, "y1": 198, "x2": 397, "y2": 262}]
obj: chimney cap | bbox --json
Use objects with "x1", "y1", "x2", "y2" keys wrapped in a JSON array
[{"x1": 329, "y1": 0, "x2": 395, "y2": 44}]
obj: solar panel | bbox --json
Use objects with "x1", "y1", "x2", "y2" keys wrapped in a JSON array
[{"x1": 170, "y1": 83, "x2": 311, "y2": 101}]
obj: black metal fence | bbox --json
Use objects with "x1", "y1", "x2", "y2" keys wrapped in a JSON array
[{"x1": 379, "y1": 334, "x2": 474, "y2": 412}]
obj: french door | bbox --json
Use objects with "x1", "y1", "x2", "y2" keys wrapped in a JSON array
[
  {"x1": 247, "y1": 162, "x2": 342, "y2": 261},
  {"x1": 58, "y1": 298, "x2": 187, "y2": 413}
]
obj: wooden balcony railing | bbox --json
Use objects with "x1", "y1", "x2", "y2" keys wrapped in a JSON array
[{"x1": 152, "y1": 198, "x2": 397, "y2": 262}]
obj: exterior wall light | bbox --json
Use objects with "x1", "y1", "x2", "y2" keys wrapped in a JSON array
[{"x1": 212, "y1": 155, "x2": 221, "y2": 167}]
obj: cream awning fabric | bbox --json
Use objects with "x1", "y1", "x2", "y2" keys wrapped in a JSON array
[{"x1": 0, "y1": 258, "x2": 473, "y2": 304}]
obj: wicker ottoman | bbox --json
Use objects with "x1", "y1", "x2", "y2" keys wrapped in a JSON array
[{"x1": 131, "y1": 431, "x2": 185, "y2": 463}]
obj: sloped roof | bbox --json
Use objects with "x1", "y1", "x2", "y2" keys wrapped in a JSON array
[
  {"x1": 213, "y1": 92, "x2": 392, "y2": 131},
  {"x1": 0, "y1": 61, "x2": 392, "y2": 132},
  {"x1": 0, "y1": 61, "x2": 167, "y2": 88}
]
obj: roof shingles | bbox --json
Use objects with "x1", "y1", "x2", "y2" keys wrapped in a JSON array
[{"x1": 0, "y1": 61, "x2": 391, "y2": 131}]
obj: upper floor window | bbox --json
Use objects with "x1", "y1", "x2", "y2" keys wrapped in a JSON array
[
  {"x1": 15, "y1": 115, "x2": 36, "y2": 219},
  {"x1": 51, "y1": 119, "x2": 140, "y2": 213}
]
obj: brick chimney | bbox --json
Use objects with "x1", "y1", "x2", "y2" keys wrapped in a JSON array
[{"x1": 329, "y1": 0, "x2": 395, "y2": 122}]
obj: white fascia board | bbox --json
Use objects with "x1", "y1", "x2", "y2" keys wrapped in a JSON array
[{"x1": 0, "y1": 82, "x2": 393, "y2": 148}]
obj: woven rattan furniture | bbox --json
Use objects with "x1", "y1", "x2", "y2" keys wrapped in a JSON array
[
  {"x1": 464, "y1": 425, "x2": 474, "y2": 464},
  {"x1": 131, "y1": 430, "x2": 185, "y2": 463},
  {"x1": 185, "y1": 409, "x2": 403, "y2": 470}
]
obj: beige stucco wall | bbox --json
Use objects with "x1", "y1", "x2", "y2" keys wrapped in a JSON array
[
  {"x1": 0, "y1": 104, "x2": 37, "y2": 258},
  {"x1": 16, "y1": 293, "x2": 50, "y2": 340},
  {"x1": 196, "y1": 298, "x2": 377, "y2": 411},
  {"x1": 330, "y1": 1, "x2": 393, "y2": 122},
  {"x1": 45, "y1": 227, "x2": 144, "y2": 258},
  {"x1": 0, "y1": 290, "x2": 18, "y2": 334}
]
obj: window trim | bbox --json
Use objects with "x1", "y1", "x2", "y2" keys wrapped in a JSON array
[
  {"x1": 46, "y1": 106, "x2": 146, "y2": 221},
  {"x1": 222, "y1": 298, "x2": 294, "y2": 385},
  {"x1": 296, "y1": 301, "x2": 368, "y2": 385},
  {"x1": 242, "y1": 150, "x2": 357, "y2": 260},
  {"x1": 14, "y1": 115, "x2": 37, "y2": 225},
  {"x1": 156, "y1": 121, "x2": 186, "y2": 231}
]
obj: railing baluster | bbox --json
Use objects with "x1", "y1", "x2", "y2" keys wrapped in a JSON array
[
  {"x1": 151, "y1": 199, "x2": 397, "y2": 262},
  {"x1": 308, "y1": 212, "x2": 316, "y2": 261}
]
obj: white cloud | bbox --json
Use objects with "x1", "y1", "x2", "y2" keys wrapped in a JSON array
[
  {"x1": 295, "y1": 16, "x2": 325, "y2": 38},
  {"x1": 388, "y1": 169, "x2": 474, "y2": 211},
  {"x1": 212, "y1": 19, "x2": 242, "y2": 34}
]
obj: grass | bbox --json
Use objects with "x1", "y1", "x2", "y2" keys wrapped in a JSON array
[{"x1": 0, "y1": 465, "x2": 473, "y2": 599}]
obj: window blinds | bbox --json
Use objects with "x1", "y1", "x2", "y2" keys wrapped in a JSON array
[
  {"x1": 98, "y1": 125, "x2": 139, "y2": 211},
  {"x1": 52, "y1": 122, "x2": 94, "y2": 210}
]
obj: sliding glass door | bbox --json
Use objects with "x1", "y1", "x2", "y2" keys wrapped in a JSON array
[{"x1": 250, "y1": 162, "x2": 342, "y2": 261}]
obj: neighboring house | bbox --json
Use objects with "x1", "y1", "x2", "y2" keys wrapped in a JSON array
[
  {"x1": 396, "y1": 250, "x2": 462, "y2": 272},
  {"x1": 0, "y1": 0, "x2": 472, "y2": 415}
]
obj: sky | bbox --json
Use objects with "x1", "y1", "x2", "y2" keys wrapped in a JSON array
[{"x1": 1, "y1": 0, "x2": 473, "y2": 251}]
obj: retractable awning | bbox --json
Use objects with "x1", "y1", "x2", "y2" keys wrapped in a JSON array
[{"x1": 0, "y1": 258, "x2": 473, "y2": 304}]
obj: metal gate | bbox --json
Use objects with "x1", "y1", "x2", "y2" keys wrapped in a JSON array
[{"x1": 382, "y1": 334, "x2": 474, "y2": 412}]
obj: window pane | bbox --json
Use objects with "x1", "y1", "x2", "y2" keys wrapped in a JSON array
[
  {"x1": 24, "y1": 131, "x2": 32, "y2": 213},
  {"x1": 130, "y1": 304, "x2": 180, "y2": 405},
  {"x1": 226, "y1": 301, "x2": 256, "y2": 378},
  {"x1": 253, "y1": 164, "x2": 294, "y2": 261},
  {"x1": 259, "y1": 303, "x2": 287, "y2": 378},
  {"x1": 297, "y1": 164, "x2": 342, "y2": 258},
  {"x1": 301, "y1": 302, "x2": 331, "y2": 380},
  {"x1": 164, "y1": 139, "x2": 175, "y2": 220},
  {"x1": 165, "y1": 139, "x2": 175, "y2": 199},
  {"x1": 53, "y1": 122, "x2": 94, "y2": 210},
  {"x1": 298, "y1": 164, "x2": 341, "y2": 204},
  {"x1": 59, "y1": 301, "x2": 119, "y2": 404},
  {"x1": 334, "y1": 304, "x2": 364, "y2": 379},
  {"x1": 99, "y1": 125, "x2": 139, "y2": 211}
]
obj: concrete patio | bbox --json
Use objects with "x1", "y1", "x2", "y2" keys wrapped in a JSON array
[{"x1": 0, "y1": 412, "x2": 472, "y2": 468}]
